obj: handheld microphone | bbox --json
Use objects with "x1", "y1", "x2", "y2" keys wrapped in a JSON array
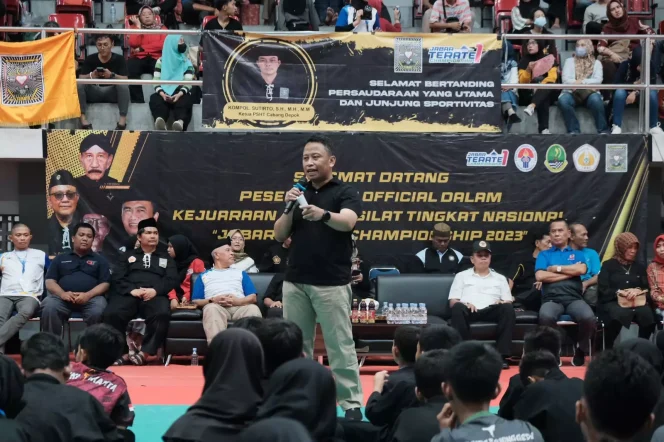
[{"x1": 284, "y1": 177, "x2": 309, "y2": 214}]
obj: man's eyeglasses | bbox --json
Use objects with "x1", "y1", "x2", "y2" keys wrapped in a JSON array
[{"x1": 50, "y1": 191, "x2": 78, "y2": 201}]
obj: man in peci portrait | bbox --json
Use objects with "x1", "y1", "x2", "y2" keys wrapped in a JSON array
[
  {"x1": 48, "y1": 170, "x2": 81, "y2": 256},
  {"x1": 233, "y1": 46, "x2": 301, "y2": 104},
  {"x1": 76, "y1": 133, "x2": 118, "y2": 187}
]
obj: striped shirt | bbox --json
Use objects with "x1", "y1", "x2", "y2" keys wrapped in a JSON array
[
  {"x1": 153, "y1": 58, "x2": 196, "y2": 95},
  {"x1": 430, "y1": 0, "x2": 472, "y2": 25}
]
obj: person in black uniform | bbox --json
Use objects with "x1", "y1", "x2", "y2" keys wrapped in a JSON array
[
  {"x1": 47, "y1": 170, "x2": 81, "y2": 256},
  {"x1": 103, "y1": 218, "x2": 178, "y2": 366},
  {"x1": 234, "y1": 47, "x2": 298, "y2": 104},
  {"x1": 508, "y1": 228, "x2": 551, "y2": 311},
  {"x1": 258, "y1": 237, "x2": 291, "y2": 273},
  {"x1": 414, "y1": 223, "x2": 465, "y2": 274}
]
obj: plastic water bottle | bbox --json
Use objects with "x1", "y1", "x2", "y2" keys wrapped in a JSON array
[
  {"x1": 393, "y1": 303, "x2": 401, "y2": 324},
  {"x1": 387, "y1": 303, "x2": 394, "y2": 324},
  {"x1": 403, "y1": 303, "x2": 411, "y2": 324},
  {"x1": 410, "y1": 303, "x2": 418, "y2": 324},
  {"x1": 191, "y1": 348, "x2": 198, "y2": 366},
  {"x1": 420, "y1": 303, "x2": 428, "y2": 325},
  {"x1": 110, "y1": 3, "x2": 117, "y2": 24}
]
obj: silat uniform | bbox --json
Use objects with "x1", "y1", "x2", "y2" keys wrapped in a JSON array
[
  {"x1": 416, "y1": 247, "x2": 465, "y2": 274},
  {"x1": 48, "y1": 213, "x2": 80, "y2": 256}
]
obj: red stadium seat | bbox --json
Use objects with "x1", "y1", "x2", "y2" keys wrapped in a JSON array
[
  {"x1": 564, "y1": 0, "x2": 582, "y2": 49},
  {"x1": 659, "y1": 19, "x2": 664, "y2": 34},
  {"x1": 0, "y1": 15, "x2": 6, "y2": 41},
  {"x1": 627, "y1": 0, "x2": 656, "y2": 27},
  {"x1": 493, "y1": 0, "x2": 517, "y2": 34},
  {"x1": 4, "y1": 0, "x2": 21, "y2": 26},
  {"x1": 480, "y1": 0, "x2": 494, "y2": 28},
  {"x1": 199, "y1": 16, "x2": 216, "y2": 73},
  {"x1": 48, "y1": 13, "x2": 87, "y2": 60},
  {"x1": 55, "y1": 0, "x2": 94, "y2": 26}
]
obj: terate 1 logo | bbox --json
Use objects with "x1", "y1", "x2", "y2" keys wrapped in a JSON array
[{"x1": 466, "y1": 149, "x2": 509, "y2": 167}]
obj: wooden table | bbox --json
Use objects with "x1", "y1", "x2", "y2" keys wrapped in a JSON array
[{"x1": 313, "y1": 322, "x2": 403, "y2": 363}]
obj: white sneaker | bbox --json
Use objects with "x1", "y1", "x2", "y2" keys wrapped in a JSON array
[
  {"x1": 154, "y1": 117, "x2": 166, "y2": 131},
  {"x1": 650, "y1": 123, "x2": 664, "y2": 135},
  {"x1": 541, "y1": 129, "x2": 551, "y2": 134},
  {"x1": 524, "y1": 106, "x2": 534, "y2": 116},
  {"x1": 611, "y1": 124, "x2": 622, "y2": 134},
  {"x1": 172, "y1": 120, "x2": 184, "y2": 132}
]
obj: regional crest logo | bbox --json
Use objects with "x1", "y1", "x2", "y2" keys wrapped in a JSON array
[
  {"x1": 394, "y1": 37, "x2": 423, "y2": 73},
  {"x1": 0, "y1": 54, "x2": 45, "y2": 106}
]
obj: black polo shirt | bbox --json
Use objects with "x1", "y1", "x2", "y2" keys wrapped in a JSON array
[
  {"x1": 45, "y1": 250, "x2": 111, "y2": 293},
  {"x1": 285, "y1": 178, "x2": 362, "y2": 286}
]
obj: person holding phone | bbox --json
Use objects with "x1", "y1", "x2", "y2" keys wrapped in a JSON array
[{"x1": 429, "y1": 0, "x2": 472, "y2": 33}]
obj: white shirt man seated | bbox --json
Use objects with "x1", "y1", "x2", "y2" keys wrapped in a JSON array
[
  {"x1": 448, "y1": 240, "x2": 516, "y2": 368},
  {"x1": 191, "y1": 238, "x2": 262, "y2": 343}
]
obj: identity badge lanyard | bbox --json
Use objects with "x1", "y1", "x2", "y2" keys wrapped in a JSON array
[{"x1": 14, "y1": 251, "x2": 27, "y2": 274}]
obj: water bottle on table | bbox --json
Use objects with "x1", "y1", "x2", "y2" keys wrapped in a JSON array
[{"x1": 191, "y1": 348, "x2": 198, "y2": 366}]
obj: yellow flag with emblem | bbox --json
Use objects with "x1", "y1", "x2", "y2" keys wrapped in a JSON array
[{"x1": 0, "y1": 31, "x2": 80, "y2": 126}]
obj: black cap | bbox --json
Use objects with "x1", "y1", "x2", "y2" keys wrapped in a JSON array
[
  {"x1": 49, "y1": 170, "x2": 77, "y2": 189},
  {"x1": 137, "y1": 218, "x2": 158, "y2": 231},
  {"x1": 472, "y1": 240, "x2": 491, "y2": 254},
  {"x1": 79, "y1": 134, "x2": 114, "y2": 154},
  {"x1": 211, "y1": 237, "x2": 232, "y2": 251}
]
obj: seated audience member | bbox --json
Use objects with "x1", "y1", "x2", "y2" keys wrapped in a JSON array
[
  {"x1": 510, "y1": 0, "x2": 540, "y2": 32},
  {"x1": 257, "y1": 359, "x2": 336, "y2": 441},
  {"x1": 583, "y1": 0, "x2": 608, "y2": 33},
  {"x1": 525, "y1": 10, "x2": 555, "y2": 46},
  {"x1": 126, "y1": 0, "x2": 177, "y2": 16},
  {"x1": 415, "y1": 223, "x2": 464, "y2": 274},
  {"x1": 335, "y1": 0, "x2": 380, "y2": 32},
  {"x1": 508, "y1": 229, "x2": 551, "y2": 311},
  {"x1": 240, "y1": 417, "x2": 313, "y2": 442},
  {"x1": 0, "y1": 354, "x2": 26, "y2": 442},
  {"x1": 263, "y1": 274, "x2": 284, "y2": 318},
  {"x1": 501, "y1": 42, "x2": 521, "y2": 128},
  {"x1": 191, "y1": 239, "x2": 262, "y2": 343},
  {"x1": 228, "y1": 229, "x2": 259, "y2": 273},
  {"x1": 598, "y1": 232, "x2": 655, "y2": 348},
  {"x1": 258, "y1": 237, "x2": 291, "y2": 273},
  {"x1": 42, "y1": 223, "x2": 110, "y2": 335},
  {"x1": 77, "y1": 34, "x2": 130, "y2": 130},
  {"x1": 415, "y1": 324, "x2": 461, "y2": 359},
  {"x1": 499, "y1": 326, "x2": 562, "y2": 420},
  {"x1": 367, "y1": 0, "x2": 401, "y2": 31},
  {"x1": 0, "y1": 224, "x2": 48, "y2": 354},
  {"x1": 432, "y1": 342, "x2": 544, "y2": 442},
  {"x1": 68, "y1": 325, "x2": 134, "y2": 429},
  {"x1": 559, "y1": 39, "x2": 609, "y2": 134},
  {"x1": 254, "y1": 318, "x2": 303, "y2": 380},
  {"x1": 389, "y1": 350, "x2": 448, "y2": 442},
  {"x1": 518, "y1": 39, "x2": 557, "y2": 135},
  {"x1": 429, "y1": 0, "x2": 472, "y2": 33},
  {"x1": 167, "y1": 234, "x2": 206, "y2": 310},
  {"x1": 276, "y1": 0, "x2": 320, "y2": 31},
  {"x1": 612, "y1": 71, "x2": 663, "y2": 134},
  {"x1": 181, "y1": 0, "x2": 215, "y2": 24},
  {"x1": 569, "y1": 223, "x2": 601, "y2": 306},
  {"x1": 514, "y1": 351, "x2": 585, "y2": 442},
  {"x1": 163, "y1": 329, "x2": 264, "y2": 442},
  {"x1": 203, "y1": 0, "x2": 242, "y2": 31},
  {"x1": 449, "y1": 240, "x2": 515, "y2": 369},
  {"x1": 547, "y1": 0, "x2": 565, "y2": 28},
  {"x1": 647, "y1": 234, "x2": 664, "y2": 310},
  {"x1": 127, "y1": 7, "x2": 167, "y2": 103},
  {"x1": 16, "y1": 333, "x2": 123, "y2": 442},
  {"x1": 536, "y1": 219, "x2": 594, "y2": 366},
  {"x1": 617, "y1": 338, "x2": 664, "y2": 442},
  {"x1": 576, "y1": 348, "x2": 661, "y2": 442},
  {"x1": 103, "y1": 218, "x2": 178, "y2": 366},
  {"x1": 150, "y1": 35, "x2": 195, "y2": 132}
]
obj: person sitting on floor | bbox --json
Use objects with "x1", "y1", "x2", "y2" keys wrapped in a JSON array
[
  {"x1": 514, "y1": 350, "x2": 585, "y2": 442},
  {"x1": 150, "y1": 35, "x2": 196, "y2": 132},
  {"x1": 127, "y1": 6, "x2": 167, "y2": 104},
  {"x1": 239, "y1": 417, "x2": 313, "y2": 442},
  {"x1": 432, "y1": 342, "x2": 544, "y2": 442},
  {"x1": 389, "y1": 349, "x2": 448, "y2": 442},
  {"x1": 67, "y1": 325, "x2": 135, "y2": 430},
  {"x1": 191, "y1": 238, "x2": 262, "y2": 343},
  {"x1": 167, "y1": 234, "x2": 206, "y2": 310},
  {"x1": 499, "y1": 326, "x2": 562, "y2": 420},
  {"x1": 77, "y1": 34, "x2": 130, "y2": 130},
  {"x1": 254, "y1": 318, "x2": 304, "y2": 382},
  {"x1": 415, "y1": 324, "x2": 461, "y2": 359},
  {"x1": 16, "y1": 333, "x2": 123, "y2": 442}
]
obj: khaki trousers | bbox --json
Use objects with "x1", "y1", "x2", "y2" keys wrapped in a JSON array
[
  {"x1": 283, "y1": 281, "x2": 363, "y2": 410},
  {"x1": 202, "y1": 303, "x2": 262, "y2": 343}
]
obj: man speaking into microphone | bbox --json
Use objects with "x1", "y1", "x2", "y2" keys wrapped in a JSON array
[{"x1": 274, "y1": 135, "x2": 364, "y2": 419}]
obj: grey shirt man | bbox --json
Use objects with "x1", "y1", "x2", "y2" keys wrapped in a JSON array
[{"x1": 432, "y1": 413, "x2": 544, "y2": 442}]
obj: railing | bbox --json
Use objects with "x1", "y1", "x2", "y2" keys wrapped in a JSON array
[{"x1": 0, "y1": 26, "x2": 660, "y2": 132}]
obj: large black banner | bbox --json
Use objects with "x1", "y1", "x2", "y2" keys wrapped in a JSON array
[
  {"x1": 202, "y1": 32, "x2": 502, "y2": 132},
  {"x1": 46, "y1": 131, "x2": 648, "y2": 270}
]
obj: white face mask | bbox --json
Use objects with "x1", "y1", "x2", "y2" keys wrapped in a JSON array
[{"x1": 534, "y1": 16, "x2": 547, "y2": 27}]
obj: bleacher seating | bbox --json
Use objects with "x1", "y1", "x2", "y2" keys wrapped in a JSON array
[
  {"x1": 480, "y1": 0, "x2": 495, "y2": 28},
  {"x1": 48, "y1": 13, "x2": 86, "y2": 59},
  {"x1": 55, "y1": 0, "x2": 94, "y2": 26},
  {"x1": 494, "y1": 0, "x2": 517, "y2": 34},
  {"x1": 565, "y1": 0, "x2": 582, "y2": 50},
  {"x1": 627, "y1": 0, "x2": 656, "y2": 27},
  {"x1": 4, "y1": 0, "x2": 21, "y2": 26}
]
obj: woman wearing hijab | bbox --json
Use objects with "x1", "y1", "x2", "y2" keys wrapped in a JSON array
[
  {"x1": 648, "y1": 234, "x2": 664, "y2": 310},
  {"x1": 127, "y1": 6, "x2": 167, "y2": 103},
  {"x1": 228, "y1": 229, "x2": 259, "y2": 273},
  {"x1": 524, "y1": 9, "x2": 557, "y2": 57},
  {"x1": 510, "y1": 0, "x2": 540, "y2": 32},
  {"x1": 617, "y1": 338, "x2": 664, "y2": 442},
  {"x1": 598, "y1": 232, "x2": 655, "y2": 349},
  {"x1": 163, "y1": 328, "x2": 265, "y2": 442},
  {"x1": 558, "y1": 39, "x2": 609, "y2": 134},
  {"x1": 518, "y1": 38, "x2": 557, "y2": 134},
  {"x1": 167, "y1": 234, "x2": 206, "y2": 310},
  {"x1": 149, "y1": 34, "x2": 196, "y2": 132},
  {"x1": 257, "y1": 358, "x2": 337, "y2": 442},
  {"x1": 240, "y1": 418, "x2": 313, "y2": 442}
]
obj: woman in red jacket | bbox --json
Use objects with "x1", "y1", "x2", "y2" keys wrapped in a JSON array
[
  {"x1": 367, "y1": 0, "x2": 401, "y2": 31},
  {"x1": 127, "y1": 6, "x2": 168, "y2": 103},
  {"x1": 167, "y1": 234, "x2": 206, "y2": 310}
]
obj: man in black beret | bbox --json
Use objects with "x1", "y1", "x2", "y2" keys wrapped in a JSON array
[
  {"x1": 48, "y1": 170, "x2": 81, "y2": 256},
  {"x1": 103, "y1": 218, "x2": 178, "y2": 365},
  {"x1": 77, "y1": 133, "x2": 118, "y2": 186}
]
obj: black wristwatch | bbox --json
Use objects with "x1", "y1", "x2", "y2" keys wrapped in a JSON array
[
  {"x1": 110, "y1": 72, "x2": 116, "y2": 79},
  {"x1": 321, "y1": 210, "x2": 331, "y2": 222}
]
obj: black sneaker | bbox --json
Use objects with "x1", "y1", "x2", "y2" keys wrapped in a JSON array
[
  {"x1": 345, "y1": 408, "x2": 363, "y2": 421},
  {"x1": 572, "y1": 348, "x2": 586, "y2": 367},
  {"x1": 502, "y1": 358, "x2": 510, "y2": 370}
]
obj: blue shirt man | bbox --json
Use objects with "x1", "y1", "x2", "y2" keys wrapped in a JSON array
[
  {"x1": 569, "y1": 223, "x2": 600, "y2": 292},
  {"x1": 535, "y1": 219, "x2": 594, "y2": 367}
]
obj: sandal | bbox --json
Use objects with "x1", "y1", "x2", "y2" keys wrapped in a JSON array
[
  {"x1": 115, "y1": 123, "x2": 127, "y2": 130},
  {"x1": 128, "y1": 352, "x2": 147, "y2": 366}
]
